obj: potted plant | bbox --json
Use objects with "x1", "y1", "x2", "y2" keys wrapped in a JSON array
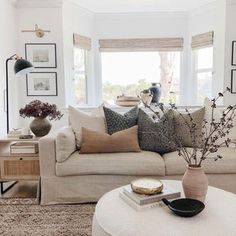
[
  {"x1": 19, "y1": 100, "x2": 63, "y2": 137},
  {"x1": 144, "y1": 88, "x2": 236, "y2": 202}
]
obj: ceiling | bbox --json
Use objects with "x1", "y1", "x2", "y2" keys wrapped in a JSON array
[{"x1": 73, "y1": 0, "x2": 217, "y2": 13}]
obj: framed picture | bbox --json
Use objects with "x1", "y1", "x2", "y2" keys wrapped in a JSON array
[
  {"x1": 26, "y1": 72, "x2": 58, "y2": 96},
  {"x1": 25, "y1": 43, "x2": 57, "y2": 68},
  {"x1": 231, "y1": 41, "x2": 236, "y2": 66},
  {"x1": 231, "y1": 69, "x2": 236, "y2": 94}
]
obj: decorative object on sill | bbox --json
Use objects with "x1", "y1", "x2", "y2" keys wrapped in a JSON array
[
  {"x1": 21, "y1": 24, "x2": 51, "y2": 38},
  {"x1": 231, "y1": 69, "x2": 236, "y2": 94},
  {"x1": 231, "y1": 41, "x2": 236, "y2": 66},
  {"x1": 144, "y1": 87, "x2": 236, "y2": 202},
  {"x1": 26, "y1": 72, "x2": 58, "y2": 96},
  {"x1": 19, "y1": 100, "x2": 63, "y2": 137},
  {"x1": 5, "y1": 54, "x2": 34, "y2": 133},
  {"x1": 131, "y1": 178, "x2": 163, "y2": 195},
  {"x1": 140, "y1": 89, "x2": 153, "y2": 106},
  {"x1": 115, "y1": 95, "x2": 141, "y2": 107},
  {"x1": 25, "y1": 43, "x2": 57, "y2": 68},
  {"x1": 149, "y1": 82, "x2": 161, "y2": 104}
]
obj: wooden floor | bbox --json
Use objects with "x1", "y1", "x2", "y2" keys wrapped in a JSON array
[{"x1": 0, "y1": 181, "x2": 38, "y2": 198}]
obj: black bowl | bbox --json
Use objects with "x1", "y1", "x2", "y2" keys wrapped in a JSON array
[{"x1": 162, "y1": 198, "x2": 205, "y2": 217}]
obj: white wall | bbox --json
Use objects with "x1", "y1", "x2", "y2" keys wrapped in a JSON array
[
  {"x1": 15, "y1": 4, "x2": 67, "y2": 131},
  {"x1": 224, "y1": 0, "x2": 236, "y2": 105},
  {"x1": 0, "y1": 0, "x2": 17, "y2": 136},
  {"x1": 188, "y1": 0, "x2": 226, "y2": 104},
  {"x1": 93, "y1": 12, "x2": 189, "y2": 105}
]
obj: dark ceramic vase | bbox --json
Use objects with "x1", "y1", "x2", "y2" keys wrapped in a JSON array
[
  {"x1": 30, "y1": 117, "x2": 51, "y2": 137},
  {"x1": 149, "y1": 83, "x2": 162, "y2": 104}
]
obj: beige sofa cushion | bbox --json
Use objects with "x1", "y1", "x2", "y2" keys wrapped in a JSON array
[
  {"x1": 204, "y1": 98, "x2": 236, "y2": 146},
  {"x1": 163, "y1": 147, "x2": 236, "y2": 175},
  {"x1": 68, "y1": 106, "x2": 106, "y2": 148},
  {"x1": 174, "y1": 108, "x2": 205, "y2": 147},
  {"x1": 56, "y1": 151, "x2": 165, "y2": 177},
  {"x1": 56, "y1": 126, "x2": 76, "y2": 163}
]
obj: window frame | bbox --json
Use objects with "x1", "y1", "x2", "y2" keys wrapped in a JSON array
[
  {"x1": 73, "y1": 47, "x2": 89, "y2": 105},
  {"x1": 192, "y1": 46, "x2": 214, "y2": 105}
]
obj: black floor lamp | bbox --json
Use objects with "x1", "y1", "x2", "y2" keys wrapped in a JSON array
[{"x1": 5, "y1": 54, "x2": 34, "y2": 134}]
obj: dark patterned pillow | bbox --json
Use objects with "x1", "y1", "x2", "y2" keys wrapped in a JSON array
[
  {"x1": 138, "y1": 109, "x2": 177, "y2": 154},
  {"x1": 103, "y1": 106, "x2": 139, "y2": 135}
]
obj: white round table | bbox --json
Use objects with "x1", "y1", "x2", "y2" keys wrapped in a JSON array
[{"x1": 92, "y1": 180, "x2": 236, "y2": 236}]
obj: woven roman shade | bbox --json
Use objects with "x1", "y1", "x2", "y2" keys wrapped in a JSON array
[
  {"x1": 99, "y1": 38, "x2": 184, "y2": 52},
  {"x1": 73, "y1": 33, "x2": 91, "y2": 50},
  {"x1": 191, "y1": 31, "x2": 214, "y2": 49}
]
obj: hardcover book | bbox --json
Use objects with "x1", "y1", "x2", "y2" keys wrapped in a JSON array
[{"x1": 123, "y1": 184, "x2": 181, "y2": 206}]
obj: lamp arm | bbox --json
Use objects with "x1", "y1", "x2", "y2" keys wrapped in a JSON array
[{"x1": 6, "y1": 54, "x2": 19, "y2": 61}]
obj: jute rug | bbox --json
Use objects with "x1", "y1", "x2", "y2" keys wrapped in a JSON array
[{"x1": 0, "y1": 198, "x2": 95, "y2": 236}]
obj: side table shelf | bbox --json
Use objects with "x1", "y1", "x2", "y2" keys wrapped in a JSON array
[{"x1": 0, "y1": 138, "x2": 40, "y2": 194}]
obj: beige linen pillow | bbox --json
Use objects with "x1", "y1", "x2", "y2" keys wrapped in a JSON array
[
  {"x1": 68, "y1": 106, "x2": 106, "y2": 148},
  {"x1": 80, "y1": 126, "x2": 141, "y2": 154},
  {"x1": 56, "y1": 126, "x2": 76, "y2": 162},
  {"x1": 204, "y1": 98, "x2": 236, "y2": 145},
  {"x1": 174, "y1": 107, "x2": 205, "y2": 147}
]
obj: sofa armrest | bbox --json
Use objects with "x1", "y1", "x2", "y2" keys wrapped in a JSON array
[
  {"x1": 55, "y1": 126, "x2": 76, "y2": 162},
  {"x1": 39, "y1": 134, "x2": 57, "y2": 177}
]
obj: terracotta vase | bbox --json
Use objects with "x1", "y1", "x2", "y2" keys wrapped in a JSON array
[
  {"x1": 182, "y1": 166, "x2": 208, "y2": 202},
  {"x1": 30, "y1": 117, "x2": 52, "y2": 137}
]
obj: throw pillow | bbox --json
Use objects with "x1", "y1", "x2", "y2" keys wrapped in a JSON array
[
  {"x1": 138, "y1": 109, "x2": 177, "y2": 154},
  {"x1": 56, "y1": 126, "x2": 76, "y2": 162},
  {"x1": 80, "y1": 126, "x2": 141, "y2": 154},
  {"x1": 173, "y1": 107, "x2": 205, "y2": 147},
  {"x1": 204, "y1": 98, "x2": 236, "y2": 146},
  {"x1": 68, "y1": 106, "x2": 106, "y2": 148},
  {"x1": 103, "y1": 106, "x2": 139, "y2": 135}
]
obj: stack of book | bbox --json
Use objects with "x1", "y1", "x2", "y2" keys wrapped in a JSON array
[
  {"x1": 10, "y1": 142, "x2": 39, "y2": 155},
  {"x1": 7, "y1": 129, "x2": 22, "y2": 139},
  {"x1": 120, "y1": 184, "x2": 180, "y2": 211}
]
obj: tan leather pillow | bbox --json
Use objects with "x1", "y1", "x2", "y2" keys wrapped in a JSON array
[{"x1": 80, "y1": 126, "x2": 141, "y2": 154}]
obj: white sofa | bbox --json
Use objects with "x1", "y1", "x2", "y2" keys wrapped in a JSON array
[{"x1": 39, "y1": 126, "x2": 236, "y2": 205}]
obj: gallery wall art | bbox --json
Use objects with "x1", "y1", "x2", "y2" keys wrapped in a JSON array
[
  {"x1": 26, "y1": 72, "x2": 58, "y2": 96},
  {"x1": 25, "y1": 43, "x2": 57, "y2": 68}
]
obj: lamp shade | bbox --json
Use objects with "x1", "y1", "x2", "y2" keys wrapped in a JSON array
[{"x1": 14, "y1": 58, "x2": 34, "y2": 77}]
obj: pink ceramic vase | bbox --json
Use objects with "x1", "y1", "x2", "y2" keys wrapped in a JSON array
[{"x1": 182, "y1": 166, "x2": 208, "y2": 202}]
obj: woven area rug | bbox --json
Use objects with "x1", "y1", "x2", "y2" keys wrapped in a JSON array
[{"x1": 0, "y1": 198, "x2": 95, "y2": 236}]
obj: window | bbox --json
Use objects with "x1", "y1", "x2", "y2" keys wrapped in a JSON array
[
  {"x1": 193, "y1": 47, "x2": 213, "y2": 104},
  {"x1": 73, "y1": 47, "x2": 88, "y2": 105},
  {"x1": 101, "y1": 51, "x2": 181, "y2": 105}
]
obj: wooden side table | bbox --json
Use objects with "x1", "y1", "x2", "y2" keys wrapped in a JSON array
[{"x1": 0, "y1": 138, "x2": 40, "y2": 194}]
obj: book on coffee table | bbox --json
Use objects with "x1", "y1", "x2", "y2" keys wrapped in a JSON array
[
  {"x1": 122, "y1": 184, "x2": 181, "y2": 206},
  {"x1": 119, "y1": 191, "x2": 164, "y2": 211}
]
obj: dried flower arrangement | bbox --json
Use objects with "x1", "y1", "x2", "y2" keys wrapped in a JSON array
[
  {"x1": 144, "y1": 87, "x2": 236, "y2": 167},
  {"x1": 19, "y1": 100, "x2": 63, "y2": 121}
]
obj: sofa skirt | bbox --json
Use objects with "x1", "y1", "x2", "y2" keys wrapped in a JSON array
[{"x1": 40, "y1": 174, "x2": 236, "y2": 205}]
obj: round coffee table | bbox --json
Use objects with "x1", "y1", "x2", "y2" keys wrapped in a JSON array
[{"x1": 92, "y1": 180, "x2": 236, "y2": 236}]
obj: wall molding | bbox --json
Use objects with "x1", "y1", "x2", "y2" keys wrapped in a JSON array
[{"x1": 16, "y1": 0, "x2": 63, "y2": 8}]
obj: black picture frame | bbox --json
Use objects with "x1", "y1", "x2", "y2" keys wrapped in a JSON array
[
  {"x1": 25, "y1": 43, "x2": 57, "y2": 68},
  {"x1": 231, "y1": 41, "x2": 236, "y2": 66},
  {"x1": 26, "y1": 72, "x2": 58, "y2": 96},
  {"x1": 231, "y1": 69, "x2": 236, "y2": 94}
]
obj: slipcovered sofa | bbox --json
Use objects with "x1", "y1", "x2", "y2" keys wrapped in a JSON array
[{"x1": 39, "y1": 127, "x2": 236, "y2": 205}]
